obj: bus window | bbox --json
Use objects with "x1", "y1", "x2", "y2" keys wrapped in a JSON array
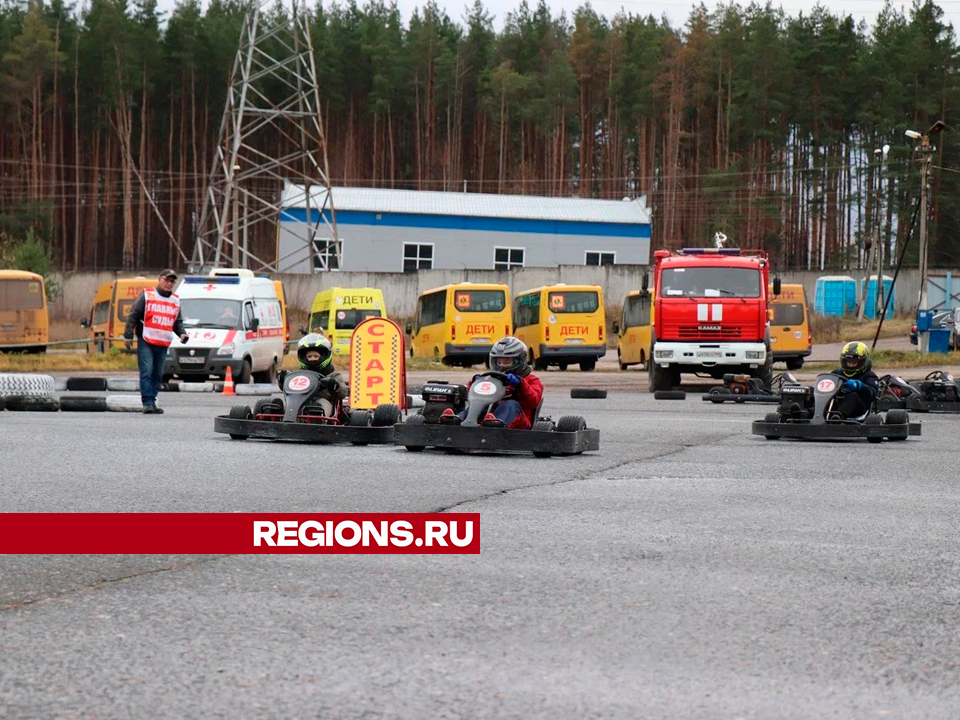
[
  {"x1": 310, "y1": 311, "x2": 329, "y2": 334},
  {"x1": 0, "y1": 280, "x2": 44, "y2": 309},
  {"x1": 417, "y1": 290, "x2": 446, "y2": 329},
  {"x1": 548, "y1": 290, "x2": 599, "y2": 314},
  {"x1": 623, "y1": 294, "x2": 650, "y2": 328},
  {"x1": 453, "y1": 289, "x2": 505, "y2": 313},
  {"x1": 772, "y1": 303, "x2": 804, "y2": 325},
  {"x1": 335, "y1": 308, "x2": 382, "y2": 330},
  {"x1": 514, "y1": 293, "x2": 540, "y2": 328}
]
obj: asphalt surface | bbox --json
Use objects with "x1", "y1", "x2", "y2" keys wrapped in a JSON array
[{"x1": 2, "y1": 376, "x2": 960, "y2": 719}]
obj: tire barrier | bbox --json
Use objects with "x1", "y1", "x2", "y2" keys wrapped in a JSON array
[
  {"x1": 570, "y1": 388, "x2": 608, "y2": 399},
  {"x1": 59, "y1": 396, "x2": 109, "y2": 412},
  {"x1": 54, "y1": 378, "x2": 68, "y2": 391},
  {"x1": 0, "y1": 373, "x2": 56, "y2": 398},
  {"x1": 0, "y1": 396, "x2": 6, "y2": 411},
  {"x1": 235, "y1": 383, "x2": 277, "y2": 396},
  {"x1": 179, "y1": 382, "x2": 216, "y2": 393},
  {"x1": 65, "y1": 377, "x2": 109, "y2": 392},
  {"x1": 5, "y1": 395, "x2": 61, "y2": 411},
  {"x1": 654, "y1": 390, "x2": 687, "y2": 400},
  {"x1": 105, "y1": 395, "x2": 144, "y2": 412},
  {"x1": 106, "y1": 378, "x2": 140, "y2": 392}
]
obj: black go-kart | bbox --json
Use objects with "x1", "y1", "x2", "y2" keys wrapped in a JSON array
[
  {"x1": 214, "y1": 369, "x2": 401, "y2": 444},
  {"x1": 751, "y1": 372, "x2": 920, "y2": 443},
  {"x1": 876, "y1": 370, "x2": 960, "y2": 413},
  {"x1": 393, "y1": 371, "x2": 600, "y2": 457},
  {"x1": 702, "y1": 371, "x2": 800, "y2": 404}
]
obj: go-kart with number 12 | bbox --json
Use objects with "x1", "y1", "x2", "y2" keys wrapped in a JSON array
[
  {"x1": 213, "y1": 369, "x2": 401, "y2": 444},
  {"x1": 751, "y1": 372, "x2": 920, "y2": 443},
  {"x1": 393, "y1": 371, "x2": 599, "y2": 457}
]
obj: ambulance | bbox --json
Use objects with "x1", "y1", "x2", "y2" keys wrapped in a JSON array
[{"x1": 164, "y1": 269, "x2": 284, "y2": 384}]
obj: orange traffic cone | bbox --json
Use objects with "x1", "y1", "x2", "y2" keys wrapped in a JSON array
[{"x1": 222, "y1": 365, "x2": 236, "y2": 396}]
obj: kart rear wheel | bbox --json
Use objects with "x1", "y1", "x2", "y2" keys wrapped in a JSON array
[
  {"x1": 556, "y1": 415, "x2": 586, "y2": 433},
  {"x1": 227, "y1": 404, "x2": 252, "y2": 440},
  {"x1": 349, "y1": 410, "x2": 372, "y2": 427},
  {"x1": 533, "y1": 420, "x2": 555, "y2": 432},
  {"x1": 403, "y1": 413, "x2": 426, "y2": 452},
  {"x1": 373, "y1": 403, "x2": 402, "y2": 427},
  {"x1": 762, "y1": 412, "x2": 781, "y2": 440}
]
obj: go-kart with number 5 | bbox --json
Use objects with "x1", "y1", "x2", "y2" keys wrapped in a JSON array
[
  {"x1": 751, "y1": 372, "x2": 920, "y2": 443},
  {"x1": 394, "y1": 370, "x2": 599, "y2": 457},
  {"x1": 214, "y1": 369, "x2": 401, "y2": 444}
]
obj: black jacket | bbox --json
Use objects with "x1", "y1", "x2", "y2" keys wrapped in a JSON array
[
  {"x1": 832, "y1": 368, "x2": 879, "y2": 405},
  {"x1": 123, "y1": 288, "x2": 186, "y2": 340}
]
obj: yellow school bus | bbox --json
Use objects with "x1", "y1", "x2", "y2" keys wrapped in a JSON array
[
  {"x1": 308, "y1": 287, "x2": 387, "y2": 355},
  {"x1": 614, "y1": 289, "x2": 652, "y2": 370},
  {"x1": 769, "y1": 283, "x2": 812, "y2": 369},
  {"x1": 513, "y1": 284, "x2": 606, "y2": 371},
  {"x1": 408, "y1": 283, "x2": 511, "y2": 366},
  {"x1": 81, "y1": 276, "x2": 155, "y2": 352},
  {"x1": 0, "y1": 270, "x2": 49, "y2": 353}
]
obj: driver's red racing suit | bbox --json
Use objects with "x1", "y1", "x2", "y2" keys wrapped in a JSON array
[{"x1": 467, "y1": 372, "x2": 544, "y2": 429}]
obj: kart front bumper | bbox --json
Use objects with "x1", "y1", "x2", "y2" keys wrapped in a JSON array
[
  {"x1": 751, "y1": 420, "x2": 920, "y2": 440},
  {"x1": 702, "y1": 393, "x2": 781, "y2": 404},
  {"x1": 393, "y1": 423, "x2": 600, "y2": 455},
  {"x1": 214, "y1": 417, "x2": 396, "y2": 444}
]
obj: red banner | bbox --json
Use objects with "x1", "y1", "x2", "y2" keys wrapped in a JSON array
[{"x1": 0, "y1": 514, "x2": 480, "y2": 554}]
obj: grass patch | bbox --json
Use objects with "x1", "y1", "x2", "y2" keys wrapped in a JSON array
[
  {"x1": 0, "y1": 349, "x2": 138, "y2": 372},
  {"x1": 810, "y1": 315, "x2": 913, "y2": 345},
  {"x1": 805, "y1": 350, "x2": 960, "y2": 370}
]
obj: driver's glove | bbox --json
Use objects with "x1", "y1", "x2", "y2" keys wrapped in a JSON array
[
  {"x1": 843, "y1": 378, "x2": 862, "y2": 392},
  {"x1": 505, "y1": 373, "x2": 521, "y2": 387}
]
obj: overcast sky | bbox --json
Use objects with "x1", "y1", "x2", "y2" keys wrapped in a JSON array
[{"x1": 148, "y1": 0, "x2": 960, "y2": 32}]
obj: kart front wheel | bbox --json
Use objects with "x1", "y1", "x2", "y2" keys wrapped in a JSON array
[
  {"x1": 227, "y1": 404, "x2": 252, "y2": 440},
  {"x1": 403, "y1": 413, "x2": 426, "y2": 452},
  {"x1": 865, "y1": 413, "x2": 883, "y2": 443},
  {"x1": 762, "y1": 411, "x2": 781, "y2": 440},
  {"x1": 885, "y1": 409, "x2": 909, "y2": 441},
  {"x1": 373, "y1": 403, "x2": 402, "y2": 427},
  {"x1": 349, "y1": 410, "x2": 372, "y2": 427}
]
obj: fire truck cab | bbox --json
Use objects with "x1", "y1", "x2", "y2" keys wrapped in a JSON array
[{"x1": 649, "y1": 247, "x2": 776, "y2": 392}]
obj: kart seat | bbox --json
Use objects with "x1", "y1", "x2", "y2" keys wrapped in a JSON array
[{"x1": 530, "y1": 400, "x2": 543, "y2": 425}]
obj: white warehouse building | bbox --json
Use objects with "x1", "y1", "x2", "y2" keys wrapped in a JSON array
[{"x1": 277, "y1": 183, "x2": 652, "y2": 273}]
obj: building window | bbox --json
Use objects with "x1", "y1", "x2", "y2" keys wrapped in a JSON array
[
  {"x1": 585, "y1": 251, "x2": 616, "y2": 266},
  {"x1": 494, "y1": 246, "x2": 525, "y2": 270},
  {"x1": 403, "y1": 243, "x2": 433, "y2": 272},
  {"x1": 314, "y1": 239, "x2": 340, "y2": 270}
]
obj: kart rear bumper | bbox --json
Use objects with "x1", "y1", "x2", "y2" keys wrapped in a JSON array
[
  {"x1": 214, "y1": 416, "x2": 395, "y2": 444},
  {"x1": 393, "y1": 423, "x2": 600, "y2": 455},
  {"x1": 703, "y1": 393, "x2": 781, "y2": 404},
  {"x1": 751, "y1": 420, "x2": 920, "y2": 440}
]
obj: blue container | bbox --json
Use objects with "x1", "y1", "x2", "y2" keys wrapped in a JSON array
[
  {"x1": 917, "y1": 310, "x2": 935, "y2": 332},
  {"x1": 861, "y1": 276, "x2": 894, "y2": 319},
  {"x1": 814, "y1": 276, "x2": 857, "y2": 316},
  {"x1": 929, "y1": 328, "x2": 951, "y2": 353}
]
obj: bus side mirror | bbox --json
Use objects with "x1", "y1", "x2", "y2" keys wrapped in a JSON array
[
  {"x1": 612, "y1": 321, "x2": 620, "y2": 335},
  {"x1": 79, "y1": 318, "x2": 89, "y2": 329},
  {"x1": 773, "y1": 277, "x2": 782, "y2": 296},
  {"x1": 642, "y1": 272, "x2": 649, "y2": 292},
  {"x1": 405, "y1": 322, "x2": 413, "y2": 335}
]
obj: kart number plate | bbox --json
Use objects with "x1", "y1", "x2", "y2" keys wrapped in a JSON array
[
  {"x1": 287, "y1": 376, "x2": 313, "y2": 392},
  {"x1": 817, "y1": 378, "x2": 837, "y2": 392},
  {"x1": 565, "y1": 338, "x2": 584, "y2": 345},
  {"x1": 471, "y1": 338, "x2": 490, "y2": 344},
  {"x1": 179, "y1": 357, "x2": 204, "y2": 364},
  {"x1": 699, "y1": 351, "x2": 721, "y2": 358},
  {"x1": 473, "y1": 381, "x2": 497, "y2": 395}
]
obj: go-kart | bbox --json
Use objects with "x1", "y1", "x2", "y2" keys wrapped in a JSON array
[
  {"x1": 751, "y1": 372, "x2": 920, "y2": 443},
  {"x1": 702, "y1": 371, "x2": 800, "y2": 404},
  {"x1": 214, "y1": 369, "x2": 401, "y2": 443},
  {"x1": 876, "y1": 370, "x2": 960, "y2": 413},
  {"x1": 392, "y1": 371, "x2": 599, "y2": 457}
]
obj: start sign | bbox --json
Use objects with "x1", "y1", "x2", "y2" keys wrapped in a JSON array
[{"x1": 349, "y1": 317, "x2": 407, "y2": 410}]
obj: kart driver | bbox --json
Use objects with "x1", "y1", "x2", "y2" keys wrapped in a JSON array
[
  {"x1": 831, "y1": 340, "x2": 879, "y2": 418},
  {"x1": 458, "y1": 336, "x2": 544, "y2": 429},
  {"x1": 278, "y1": 334, "x2": 348, "y2": 417}
]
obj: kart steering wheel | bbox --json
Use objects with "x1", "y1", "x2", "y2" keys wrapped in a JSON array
[
  {"x1": 926, "y1": 370, "x2": 947, "y2": 381},
  {"x1": 478, "y1": 371, "x2": 511, "y2": 383}
]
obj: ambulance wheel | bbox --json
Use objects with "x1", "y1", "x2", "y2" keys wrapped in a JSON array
[
  {"x1": 865, "y1": 413, "x2": 883, "y2": 443},
  {"x1": 254, "y1": 361, "x2": 278, "y2": 384},
  {"x1": 237, "y1": 359, "x2": 252, "y2": 384},
  {"x1": 579, "y1": 359, "x2": 596, "y2": 372},
  {"x1": 762, "y1": 412, "x2": 781, "y2": 440},
  {"x1": 349, "y1": 410, "x2": 372, "y2": 427},
  {"x1": 786, "y1": 358, "x2": 804, "y2": 370},
  {"x1": 373, "y1": 403, "x2": 402, "y2": 427},
  {"x1": 403, "y1": 413, "x2": 426, "y2": 452},
  {"x1": 227, "y1": 404, "x2": 251, "y2": 440}
]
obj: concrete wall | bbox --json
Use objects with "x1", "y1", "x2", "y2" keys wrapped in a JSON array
[
  {"x1": 278, "y1": 219, "x2": 651, "y2": 273},
  {"x1": 51, "y1": 266, "x2": 954, "y2": 322}
]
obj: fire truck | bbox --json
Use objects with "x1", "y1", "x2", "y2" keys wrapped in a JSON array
[{"x1": 648, "y1": 247, "x2": 779, "y2": 392}]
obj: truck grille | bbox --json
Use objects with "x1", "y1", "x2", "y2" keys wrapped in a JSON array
[{"x1": 678, "y1": 326, "x2": 742, "y2": 339}]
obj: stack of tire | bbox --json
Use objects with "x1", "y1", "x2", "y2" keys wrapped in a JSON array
[{"x1": 0, "y1": 373, "x2": 59, "y2": 411}]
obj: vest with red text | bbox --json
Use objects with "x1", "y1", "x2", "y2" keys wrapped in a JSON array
[{"x1": 141, "y1": 289, "x2": 180, "y2": 347}]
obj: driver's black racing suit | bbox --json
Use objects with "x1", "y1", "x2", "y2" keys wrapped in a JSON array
[{"x1": 831, "y1": 368, "x2": 879, "y2": 418}]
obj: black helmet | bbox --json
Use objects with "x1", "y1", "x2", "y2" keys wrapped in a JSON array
[
  {"x1": 297, "y1": 333, "x2": 333, "y2": 373},
  {"x1": 840, "y1": 340, "x2": 871, "y2": 378},
  {"x1": 489, "y1": 336, "x2": 528, "y2": 375}
]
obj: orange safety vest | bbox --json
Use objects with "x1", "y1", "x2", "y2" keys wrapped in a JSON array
[{"x1": 141, "y1": 289, "x2": 180, "y2": 347}]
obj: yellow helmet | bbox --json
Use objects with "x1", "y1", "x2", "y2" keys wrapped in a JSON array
[{"x1": 840, "y1": 341, "x2": 870, "y2": 377}]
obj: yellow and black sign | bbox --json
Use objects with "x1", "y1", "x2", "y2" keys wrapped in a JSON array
[{"x1": 349, "y1": 317, "x2": 407, "y2": 410}]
